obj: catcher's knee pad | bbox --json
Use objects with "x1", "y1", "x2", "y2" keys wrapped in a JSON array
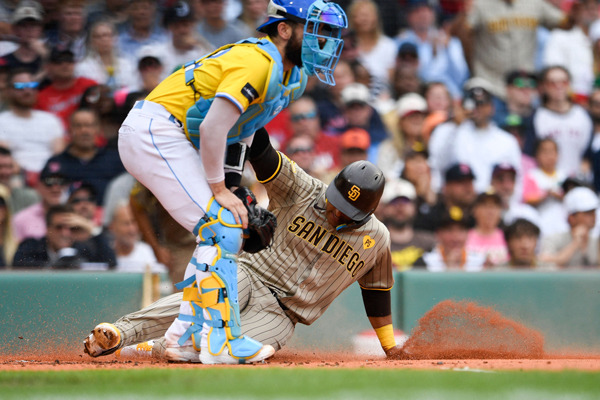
[{"x1": 195, "y1": 197, "x2": 243, "y2": 254}]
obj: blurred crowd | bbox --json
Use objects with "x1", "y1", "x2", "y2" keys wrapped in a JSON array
[{"x1": 0, "y1": 0, "x2": 599, "y2": 277}]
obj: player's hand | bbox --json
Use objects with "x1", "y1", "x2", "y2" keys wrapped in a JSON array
[
  {"x1": 384, "y1": 345, "x2": 410, "y2": 360},
  {"x1": 210, "y1": 182, "x2": 248, "y2": 228}
]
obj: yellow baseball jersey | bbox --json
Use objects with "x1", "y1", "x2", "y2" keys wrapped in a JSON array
[{"x1": 146, "y1": 42, "x2": 274, "y2": 123}]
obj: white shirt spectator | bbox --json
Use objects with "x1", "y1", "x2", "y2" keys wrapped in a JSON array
[
  {"x1": 357, "y1": 35, "x2": 397, "y2": 92},
  {"x1": 75, "y1": 53, "x2": 138, "y2": 90},
  {"x1": 116, "y1": 240, "x2": 167, "y2": 273},
  {"x1": 428, "y1": 121, "x2": 459, "y2": 192},
  {"x1": 533, "y1": 105, "x2": 592, "y2": 177},
  {"x1": 543, "y1": 26, "x2": 594, "y2": 97},
  {"x1": 0, "y1": 110, "x2": 64, "y2": 172},
  {"x1": 421, "y1": 247, "x2": 485, "y2": 271},
  {"x1": 451, "y1": 120, "x2": 522, "y2": 193}
]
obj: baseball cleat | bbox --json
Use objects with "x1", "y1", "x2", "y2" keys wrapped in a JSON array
[
  {"x1": 199, "y1": 343, "x2": 275, "y2": 365},
  {"x1": 83, "y1": 322, "x2": 122, "y2": 357},
  {"x1": 115, "y1": 340, "x2": 155, "y2": 360},
  {"x1": 164, "y1": 345, "x2": 202, "y2": 363}
]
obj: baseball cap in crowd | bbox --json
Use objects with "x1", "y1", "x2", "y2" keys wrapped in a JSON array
[
  {"x1": 49, "y1": 48, "x2": 75, "y2": 64},
  {"x1": 396, "y1": 93, "x2": 427, "y2": 119},
  {"x1": 404, "y1": 141, "x2": 429, "y2": 160},
  {"x1": 137, "y1": 46, "x2": 164, "y2": 71},
  {"x1": 39, "y1": 161, "x2": 68, "y2": 187},
  {"x1": 473, "y1": 189, "x2": 502, "y2": 207},
  {"x1": 505, "y1": 70, "x2": 537, "y2": 88},
  {"x1": 381, "y1": 178, "x2": 416, "y2": 204},
  {"x1": 11, "y1": 1, "x2": 43, "y2": 24},
  {"x1": 563, "y1": 186, "x2": 599, "y2": 215},
  {"x1": 341, "y1": 83, "x2": 371, "y2": 106},
  {"x1": 492, "y1": 163, "x2": 516, "y2": 179},
  {"x1": 445, "y1": 163, "x2": 475, "y2": 182},
  {"x1": 436, "y1": 206, "x2": 470, "y2": 230},
  {"x1": 462, "y1": 86, "x2": 492, "y2": 111},
  {"x1": 397, "y1": 42, "x2": 418, "y2": 59},
  {"x1": 67, "y1": 181, "x2": 97, "y2": 203},
  {"x1": 340, "y1": 127, "x2": 370, "y2": 151},
  {"x1": 163, "y1": 0, "x2": 194, "y2": 26}
]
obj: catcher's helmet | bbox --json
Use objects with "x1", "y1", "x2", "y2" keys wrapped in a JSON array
[
  {"x1": 326, "y1": 161, "x2": 385, "y2": 225},
  {"x1": 257, "y1": 0, "x2": 347, "y2": 86}
]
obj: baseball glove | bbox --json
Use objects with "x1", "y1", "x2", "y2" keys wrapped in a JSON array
[{"x1": 233, "y1": 186, "x2": 277, "y2": 253}]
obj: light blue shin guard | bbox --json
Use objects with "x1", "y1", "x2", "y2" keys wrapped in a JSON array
[{"x1": 176, "y1": 198, "x2": 264, "y2": 360}]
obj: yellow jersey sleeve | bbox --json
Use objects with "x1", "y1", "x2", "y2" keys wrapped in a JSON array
[
  {"x1": 194, "y1": 45, "x2": 271, "y2": 113},
  {"x1": 146, "y1": 43, "x2": 272, "y2": 123}
]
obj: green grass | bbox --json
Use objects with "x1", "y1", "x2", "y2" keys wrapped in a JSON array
[{"x1": 1, "y1": 368, "x2": 599, "y2": 400}]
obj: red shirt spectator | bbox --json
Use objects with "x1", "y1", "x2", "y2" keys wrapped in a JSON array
[{"x1": 36, "y1": 48, "x2": 97, "y2": 129}]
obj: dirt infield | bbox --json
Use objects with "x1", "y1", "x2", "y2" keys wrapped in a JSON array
[{"x1": 2, "y1": 300, "x2": 599, "y2": 372}]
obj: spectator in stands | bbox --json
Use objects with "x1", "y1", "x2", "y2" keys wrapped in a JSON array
[
  {"x1": 79, "y1": 84, "x2": 122, "y2": 148},
  {"x1": 396, "y1": 0, "x2": 469, "y2": 99},
  {"x1": 0, "y1": 69, "x2": 65, "y2": 182},
  {"x1": 493, "y1": 70, "x2": 538, "y2": 132},
  {"x1": 496, "y1": 217, "x2": 554, "y2": 270},
  {"x1": 286, "y1": 96, "x2": 340, "y2": 174},
  {"x1": 232, "y1": 0, "x2": 268, "y2": 38},
  {"x1": 451, "y1": 81, "x2": 521, "y2": 193},
  {"x1": 13, "y1": 204, "x2": 93, "y2": 268},
  {"x1": 316, "y1": 58, "x2": 357, "y2": 135},
  {"x1": 346, "y1": 0, "x2": 396, "y2": 97},
  {"x1": 42, "y1": 108, "x2": 125, "y2": 205},
  {"x1": 340, "y1": 83, "x2": 389, "y2": 152},
  {"x1": 0, "y1": 2, "x2": 46, "y2": 76},
  {"x1": 466, "y1": 190, "x2": 509, "y2": 267},
  {"x1": 0, "y1": 183, "x2": 17, "y2": 267},
  {"x1": 378, "y1": 92, "x2": 427, "y2": 177},
  {"x1": 533, "y1": 66, "x2": 592, "y2": 177},
  {"x1": 401, "y1": 146, "x2": 437, "y2": 208},
  {"x1": 542, "y1": 0, "x2": 597, "y2": 101},
  {"x1": 109, "y1": 200, "x2": 167, "y2": 273},
  {"x1": 540, "y1": 186, "x2": 599, "y2": 268},
  {"x1": 414, "y1": 208, "x2": 485, "y2": 271},
  {"x1": 196, "y1": 0, "x2": 246, "y2": 48},
  {"x1": 422, "y1": 81, "x2": 453, "y2": 141},
  {"x1": 12, "y1": 161, "x2": 69, "y2": 242},
  {"x1": 376, "y1": 178, "x2": 435, "y2": 271},
  {"x1": 65, "y1": 182, "x2": 116, "y2": 269},
  {"x1": 36, "y1": 48, "x2": 97, "y2": 129},
  {"x1": 0, "y1": 146, "x2": 38, "y2": 213},
  {"x1": 284, "y1": 134, "x2": 319, "y2": 179},
  {"x1": 392, "y1": 62, "x2": 422, "y2": 101},
  {"x1": 45, "y1": 1, "x2": 87, "y2": 61},
  {"x1": 522, "y1": 138, "x2": 568, "y2": 237},
  {"x1": 414, "y1": 162, "x2": 476, "y2": 232},
  {"x1": 338, "y1": 127, "x2": 370, "y2": 168},
  {"x1": 75, "y1": 20, "x2": 137, "y2": 91},
  {"x1": 158, "y1": 1, "x2": 213, "y2": 75},
  {"x1": 453, "y1": 0, "x2": 565, "y2": 102},
  {"x1": 117, "y1": 0, "x2": 168, "y2": 62}
]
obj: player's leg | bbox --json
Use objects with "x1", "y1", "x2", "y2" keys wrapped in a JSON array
[
  {"x1": 83, "y1": 292, "x2": 182, "y2": 357},
  {"x1": 119, "y1": 104, "x2": 273, "y2": 364}
]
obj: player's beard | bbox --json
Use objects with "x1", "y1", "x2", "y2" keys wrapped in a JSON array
[{"x1": 285, "y1": 28, "x2": 304, "y2": 68}]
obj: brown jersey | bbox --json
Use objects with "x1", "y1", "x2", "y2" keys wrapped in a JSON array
[{"x1": 240, "y1": 153, "x2": 393, "y2": 325}]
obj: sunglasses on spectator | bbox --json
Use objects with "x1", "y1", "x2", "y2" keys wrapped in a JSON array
[
  {"x1": 290, "y1": 110, "x2": 317, "y2": 122},
  {"x1": 70, "y1": 196, "x2": 95, "y2": 204},
  {"x1": 13, "y1": 82, "x2": 39, "y2": 90},
  {"x1": 43, "y1": 177, "x2": 66, "y2": 187},
  {"x1": 511, "y1": 77, "x2": 536, "y2": 88},
  {"x1": 51, "y1": 223, "x2": 82, "y2": 233},
  {"x1": 288, "y1": 146, "x2": 314, "y2": 155}
]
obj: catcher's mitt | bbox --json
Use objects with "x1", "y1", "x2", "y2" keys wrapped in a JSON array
[{"x1": 233, "y1": 186, "x2": 277, "y2": 253}]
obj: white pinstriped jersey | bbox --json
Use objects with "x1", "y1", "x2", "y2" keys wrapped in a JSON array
[{"x1": 239, "y1": 153, "x2": 393, "y2": 325}]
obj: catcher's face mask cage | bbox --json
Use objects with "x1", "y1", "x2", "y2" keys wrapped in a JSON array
[{"x1": 301, "y1": 0, "x2": 347, "y2": 86}]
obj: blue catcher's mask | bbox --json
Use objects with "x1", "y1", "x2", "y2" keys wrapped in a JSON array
[
  {"x1": 301, "y1": 0, "x2": 347, "y2": 86},
  {"x1": 257, "y1": 0, "x2": 347, "y2": 86}
]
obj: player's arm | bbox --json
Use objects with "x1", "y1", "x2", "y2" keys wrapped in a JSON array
[
  {"x1": 248, "y1": 127, "x2": 280, "y2": 180},
  {"x1": 200, "y1": 97, "x2": 248, "y2": 228},
  {"x1": 361, "y1": 288, "x2": 406, "y2": 359}
]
